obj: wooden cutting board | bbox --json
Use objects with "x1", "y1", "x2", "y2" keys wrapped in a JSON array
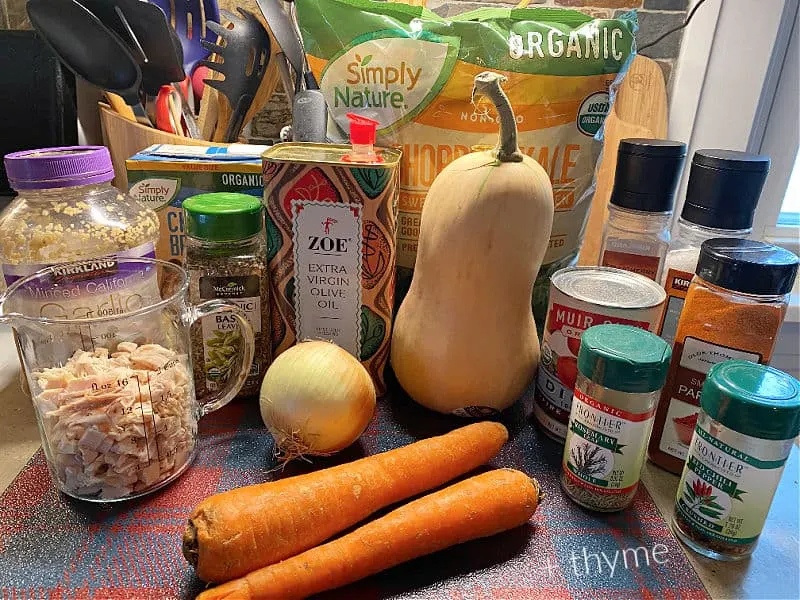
[{"x1": 577, "y1": 55, "x2": 668, "y2": 265}]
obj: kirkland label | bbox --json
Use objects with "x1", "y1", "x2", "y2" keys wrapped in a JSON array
[
  {"x1": 658, "y1": 337, "x2": 760, "y2": 461},
  {"x1": 292, "y1": 200, "x2": 362, "y2": 355},
  {"x1": 2, "y1": 244, "x2": 158, "y2": 320},
  {"x1": 563, "y1": 388, "x2": 655, "y2": 494},
  {"x1": 658, "y1": 268, "x2": 693, "y2": 346},
  {"x1": 676, "y1": 423, "x2": 792, "y2": 544},
  {"x1": 198, "y1": 275, "x2": 262, "y2": 390}
]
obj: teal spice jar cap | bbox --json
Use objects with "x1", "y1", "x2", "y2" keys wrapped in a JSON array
[
  {"x1": 183, "y1": 192, "x2": 263, "y2": 242},
  {"x1": 701, "y1": 360, "x2": 800, "y2": 440},
  {"x1": 577, "y1": 324, "x2": 672, "y2": 393}
]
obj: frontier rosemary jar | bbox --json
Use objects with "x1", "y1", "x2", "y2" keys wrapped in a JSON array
[
  {"x1": 672, "y1": 361, "x2": 800, "y2": 561},
  {"x1": 184, "y1": 193, "x2": 270, "y2": 399},
  {"x1": 562, "y1": 324, "x2": 671, "y2": 512}
]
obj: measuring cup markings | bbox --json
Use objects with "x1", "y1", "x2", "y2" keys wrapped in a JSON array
[{"x1": 1, "y1": 258, "x2": 255, "y2": 502}]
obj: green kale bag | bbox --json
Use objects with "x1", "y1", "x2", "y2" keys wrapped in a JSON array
[{"x1": 296, "y1": 0, "x2": 637, "y2": 322}]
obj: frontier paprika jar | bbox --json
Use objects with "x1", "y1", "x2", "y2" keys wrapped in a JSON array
[
  {"x1": 672, "y1": 361, "x2": 800, "y2": 561},
  {"x1": 649, "y1": 239, "x2": 799, "y2": 474}
]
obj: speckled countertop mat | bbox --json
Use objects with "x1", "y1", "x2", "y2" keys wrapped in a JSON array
[{"x1": 0, "y1": 382, "x2": 709, "y2": 599}]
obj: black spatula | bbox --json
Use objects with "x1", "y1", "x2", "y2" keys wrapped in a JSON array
[
  {"x1": 76, "y1": 0, "x2": 185, "y2": 95},
  {"x1": 201, "y1": 9, "x2": 271, "y2": 142},
  {"x1": 27, "y1": 0, "x2": 151, "y2": 126}
]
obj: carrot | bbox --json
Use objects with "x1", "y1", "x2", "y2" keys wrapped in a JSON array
[
  {"x1": 198, "y1": 469, "x2": 542, "y2": 600},
  {"x1": 183, "y1": 421, "x2": 508, "y2": 583}
]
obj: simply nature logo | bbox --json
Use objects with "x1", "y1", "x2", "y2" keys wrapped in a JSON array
[
  {"x1": 338, "y1": 52, "x2": 422, "y2": 109},
  {"x1": 322, "y1": 38, "x2": 453, "y2": 130}
]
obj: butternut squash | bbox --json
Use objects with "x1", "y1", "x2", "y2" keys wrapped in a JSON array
[{"x1": 391, "y1": 72, "x2": 554, "y2": 415}]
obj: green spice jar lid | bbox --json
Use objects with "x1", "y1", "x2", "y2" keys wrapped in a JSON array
[
  {"x1": 701, "y1": 360, "x2": 800, "y2": 440},
  {"x1": 577, "y1": 324, "x2": 672, "y2": 393},
  {"x1": 183, "y1": 193, "x2": 263, "y2": 241}
]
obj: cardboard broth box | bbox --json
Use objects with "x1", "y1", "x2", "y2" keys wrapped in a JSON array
[{"x1": 126, "y1": 144, "x2": 269, "y2": 263}]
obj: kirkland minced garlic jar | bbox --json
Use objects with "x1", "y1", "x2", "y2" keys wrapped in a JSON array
[
  {"x1": 1, "y1": 147, "x2": 159, "y2": 286},
  {"x1": 1, "y1": 146, "x2": 159, "y2": 392}
]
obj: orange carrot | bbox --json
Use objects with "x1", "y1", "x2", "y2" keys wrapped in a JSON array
[
  {"x1": 183, "y1": 421, "x2": 508, "y2": 582},
  {"x1": 198, "y1": 469, "x2": 542, "y2": 600}
]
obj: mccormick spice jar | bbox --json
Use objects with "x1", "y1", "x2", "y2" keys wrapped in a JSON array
[
  {"x1": 562, "y1": 324, "x2": 671, "y2": 512},
  {"x1": 658, "y1": 150, "x2": 769, "y2": 345},
  {"x1": 598, "y1": 139, "x2": 686, "y2": 281},
  {"x1": 184, "y1": 193, "x2": 271, "y2": 399},
  {"x1": 262, "y1": 136, "x2": 401, "y2": 395},
  {"x1": 672, "y1": 360, "x2": 800, "y2": 561},
  {"x1": 649, "y1": 239, "x2": 799, "y2": 474},
  {"x1": 534, "y1": 266, "x2": 666, "y2": 441}
]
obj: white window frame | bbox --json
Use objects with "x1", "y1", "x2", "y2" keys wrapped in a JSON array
[{"x1": 668, "y1": 0, "x2": 799, "y2": 257}]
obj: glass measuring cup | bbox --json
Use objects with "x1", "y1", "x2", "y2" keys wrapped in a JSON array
[{"x1": 0, "y1": 258, "x2": 255, "y2": 502}]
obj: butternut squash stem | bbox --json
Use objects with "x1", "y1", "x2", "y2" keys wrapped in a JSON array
[{"x1": 471, "y1": 71, "x2": 523, "y2": 163}]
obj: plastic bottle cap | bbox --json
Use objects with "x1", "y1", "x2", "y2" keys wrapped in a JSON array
[
  {"x1": 701, "y1": 361, "x2": 800, "y2": 440},
  {"x1": 577, "y1": 324, "x2": 672, "y2": 394},
  {"x1": 3, "y1": 146, "x2": 114, "y2": 190},
  {"x1": 695, "y1": 238, "x2": 799, "y2": 296},
  {"x1": 347, "y1": 113, "x2": 379, "y2": 146},
  {"x1": 681, "y1": 149, "x2": 770, "y2": 230},
  {"x1": 183, "y1": 192, "x2": 263, "y2": 242},
  {"x1": 610, "y1": 138, "x2": 687, "y2": 213}
]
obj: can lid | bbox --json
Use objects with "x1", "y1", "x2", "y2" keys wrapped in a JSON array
[
  {"x1": 696, "y1": 238, "x2": 799, "y2": 296},
  {"x1": 551, "y1": 266, "x2": 666, "y2": 310},
  {"x1": 183, "y1": 192, "x2": 263, "y2": 241},
  {"x1": 3, "y1": 146, "x2": 114, "y2": 190},
  {"x1": 681, "y1": 149, "x2": 770, "y2": 230},
  {"x1": 610, "y1": 139, "x2": 687, "y2": 213},
  {"x1": 577, "y1": 324, "x2": 672, "y2": 393},
  {"x1": 701, "y1": 361, "x2": 800, "y2": 440}
]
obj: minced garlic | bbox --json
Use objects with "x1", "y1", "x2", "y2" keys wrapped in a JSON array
[{"x1": 0, "y1": 185, "x2": 158, "y2": 274}]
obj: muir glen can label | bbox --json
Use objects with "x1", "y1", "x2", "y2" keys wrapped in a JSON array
[
  {"x1": 263, "y1": 143, "x2": 401, "y2": 395},
  {"x1": 534, "y1": 267, "x2": 666, "y2": 442}
]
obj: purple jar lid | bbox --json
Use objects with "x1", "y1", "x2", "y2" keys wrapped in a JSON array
[{"x1": 4, "y1": 146, "x2": 115, "y2": 190}]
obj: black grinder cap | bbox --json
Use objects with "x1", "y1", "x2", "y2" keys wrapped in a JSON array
[
  {"x1": 610, "y1": 138, "x2": 687, "y2": 212},
  {"x1": 682, "y1": 150, "x2": 770, "y2": 230},
  {"x1": 696, "y1": 238, "x2": 799, "y2": 296}
]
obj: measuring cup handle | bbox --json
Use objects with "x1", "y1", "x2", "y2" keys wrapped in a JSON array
[{"x1": 186, "y1": 299, "x2": 256, "y2": 416}]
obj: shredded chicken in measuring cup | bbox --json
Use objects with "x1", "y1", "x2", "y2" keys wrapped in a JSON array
[{"x1": 34, "y1": 343, "x2": 195, "y2": 500}]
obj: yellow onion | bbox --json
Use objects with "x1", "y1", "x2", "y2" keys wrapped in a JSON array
[{"x1": 259, "y1": 340, "x2": 376, "y2": 461}]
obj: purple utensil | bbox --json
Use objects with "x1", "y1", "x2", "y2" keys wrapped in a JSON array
[{"x1": 150, "y1": 0, "x2": 220, "y2": 75}]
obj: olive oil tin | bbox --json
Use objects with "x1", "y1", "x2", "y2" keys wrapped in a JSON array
[
  {"x1": 263, "y1": 142, "x2": 401, "y2": 395},
  {"x1": 534, "y1": 266, "x2": 667, "y2": 441}
]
